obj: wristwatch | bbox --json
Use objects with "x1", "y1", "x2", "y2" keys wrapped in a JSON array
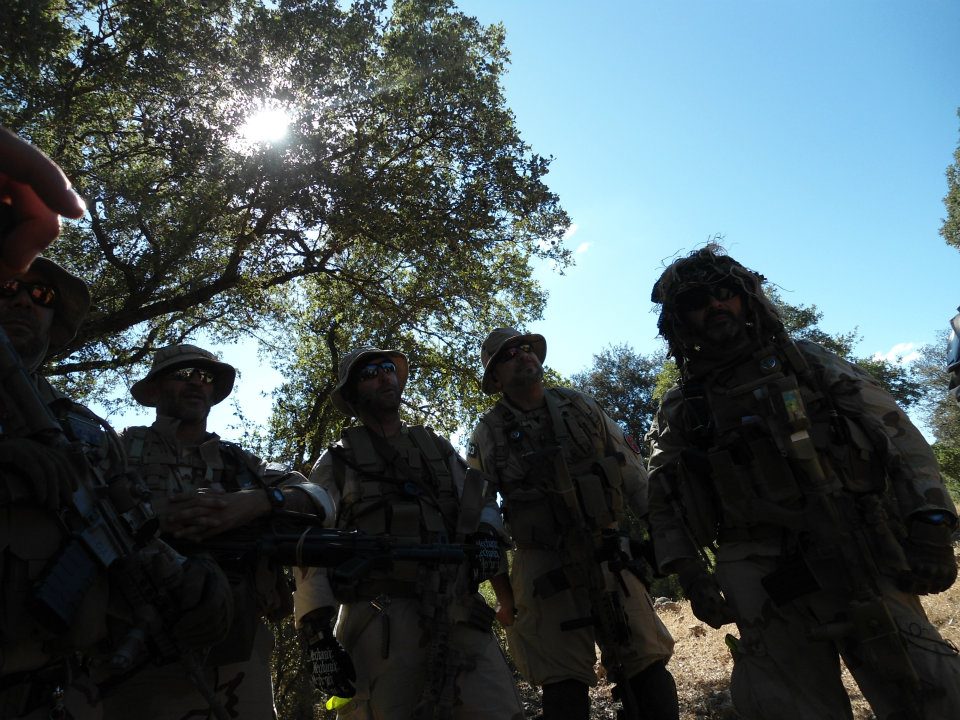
[{"x1": 265, "y1": 486, "x2": 286, "y2": 510}]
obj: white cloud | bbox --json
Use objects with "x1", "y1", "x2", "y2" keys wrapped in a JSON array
[
  {"x1": 872, "y1": 342, "x2": 920, "y2": 365},
  {"x1": 574, "y1": 242, "x2": 590, "y2": 255},
  {"x1": 563, "y1": 223, "x2": 579, "y2": 240}
]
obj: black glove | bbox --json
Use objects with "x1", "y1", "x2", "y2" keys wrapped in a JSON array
[
  {"x1": 300, "y1": 607, "x2": 356, "y2": 698},
  {"x1": 676, "y1": 559, "x2": 735, "y2": 629},
  {"x1": 897, "y1": 512, "x2": 958, "y2": 595},
  {"x1": 468, "y1": 531, "x2": 501, "y2": 585},
  {"x1": 0, "y1": 438, "x2": 77, "y2": 510},
  {"x1": 171, "y1": 554, "x2": 234, "y2": 649}
]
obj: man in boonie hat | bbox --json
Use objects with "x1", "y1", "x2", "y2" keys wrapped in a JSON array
[
  {"x1": 293, "y1": 345, "x2": 523, "y2": 718},
  {"x1": 0, "y1": 259, "x2": 232, "y2": 718},
  {"x1": 107, "y1": 343, "x2": 333, "y2": 720},
  {"x1": 467, "y1": 327, "x2": 679, "y2": 720}
]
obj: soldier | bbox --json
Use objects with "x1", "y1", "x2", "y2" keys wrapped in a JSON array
[
  {"x1": 948, "y1": 309, "x2": 960, "y2": 406},
  {"x1": 293, "y1": 346, "x2": 523, "y2": 720},
  {"x1": 0, "y1": 257, "x2": 232, "y2": 718},
  {"x1": 647, "y1": 245, "x2": 960, "y2": 719},
  {"x1": 467, "y1": 328, "x2": 678, "y2": 720},
  {"x1": 104, "y1": 344, "x2": 334, "y2": 719},
  {"x1": 0, "y1": 126, "x2": 85, "y2": 277}
]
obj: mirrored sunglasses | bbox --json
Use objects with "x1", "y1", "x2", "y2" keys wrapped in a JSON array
[
  {"x1": 0, "y1": 278, "x2": 58, "y2": 308},
  {"x1": 168, "y1": 367, "x2": 216, "y2": 384},
  {"x1": 496, "y1": 343, "x2": 533, "y2": 364},
  {"x1": 673, "y1": 284, "x2": 739, "y2": 312},
  {"x1": 357, "y1": 361, "x2": 397, "y2": 381}
]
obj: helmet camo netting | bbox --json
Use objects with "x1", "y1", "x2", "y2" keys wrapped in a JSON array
[{"x1": 651, "y1": 245, "x2": 785, "y2": 366}]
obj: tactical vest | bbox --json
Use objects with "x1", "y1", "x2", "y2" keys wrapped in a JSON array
[
  {"x1": 124, "y1": 426, "x2": 261, "y2": 502},
  {"x1": 329, "y1": 425, "x2": 464, "y2": 602},
  {"x1": 124, "y1": 425, "x2": 289, "y2": 666},
  {"x1": 480, "y1": 388, "x2": 627, "y2": 550},
  {"x1": 674, "y1": 341, "x2": 903, "y2": 574},
  {"x1": 1, "y1": 399, "x2": 118, "y2": 673}
]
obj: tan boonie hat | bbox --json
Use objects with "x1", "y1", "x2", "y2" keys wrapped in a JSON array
[
  {"x1": 131, "y1": 343, "x2": 236, "y2": 407},
  {"x1": 331, "y1": 346, "x2": 409, "y2": 417},
  {"x1": 480, "y1": 327, "x2": 546, "y2": 395},
  {"x1": 26, "y1": 257, "x2": 91, "y2": 354}
]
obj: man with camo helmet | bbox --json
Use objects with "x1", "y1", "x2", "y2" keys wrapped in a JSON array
[
  {"x1": 0, "y1": 258, "x2": 232, "y2": 718},
  {"x1": 104, "y1": 343, "x2": 333, "y2": 719},
  {"x1": 293, "y1": 346, "x2": 523, "y2": 719},
  {"x1": 467, "y1": 328, "x2": 678, "y2": 720},
  {"x1": 647, "y1": 244, "x2": 960, "y2": 719}
]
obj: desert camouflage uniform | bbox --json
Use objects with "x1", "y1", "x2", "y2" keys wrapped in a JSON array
[
  {"x1": 102, "y1": 419, "x2": 306, "y2": 720},
  {"x1": 0, "y1": 379, "x2": 124, "y2": 719},
  {"x1": 468, "y1": 386, "x2": 675, "y2": 689},
  {"x1": 293, "y1": 424, "x2": 523, "y2": 720}
]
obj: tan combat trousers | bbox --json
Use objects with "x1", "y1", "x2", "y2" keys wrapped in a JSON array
[
  {"x1": 717, "y1": 554, "x2": 960, "y2": 720},
  {"x1": 506, "y1": 548, "x2": 675, "y2": 688},
  {"x1": 101, "y1": 620, "x2": 277, "y2": 720},
  {"x1": 333, "y1": 596, "x2": 524, "y2": 720}
]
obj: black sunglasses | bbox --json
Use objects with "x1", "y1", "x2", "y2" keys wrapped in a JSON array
[
  {"x1": 0, "y1": 278, "x2": 58, "y2": 308},
  {"x1": 496, "y1": 343, "x2": 533, "y2": 364},
  {"x1": 357, "y1": 361, "x2": 397, "y2": 381},
  {"x1": 673, "y1": 284, "x2": 739, "y2": 312},
  {"x1": 168, "y1": 367, "x2": 216, "y2": 384}
]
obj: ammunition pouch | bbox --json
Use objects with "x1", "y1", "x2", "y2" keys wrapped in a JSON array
[
  {"x1": 503, "y1": 487, "x2": 561, "y2": 549},
  {"x1": 31, "y1": 540, "x2": 99, "y2": 634}
]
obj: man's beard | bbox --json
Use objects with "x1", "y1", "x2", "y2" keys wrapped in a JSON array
[
  {"x1": 699, "y1": 309, "x2": 747, "y2": 346},
  {"x1": 0, "y1": 313, "x2": 50, "y2": 370},
  {"x1": 507, "y1": 364, "x2": 544, "y2": 391}
]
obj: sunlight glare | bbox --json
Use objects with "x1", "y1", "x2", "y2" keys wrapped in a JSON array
[{"x1": 239, "y1": 106, "x2": 291, "y2": 144}]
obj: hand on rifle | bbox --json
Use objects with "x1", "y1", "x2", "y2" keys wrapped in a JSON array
[
  {"x1": 0, "y1": 438, "x2": 77, "y2": 510},
  {"x1": 300, "y1": 607, "x2": 356, "y2": 698},
  {"x1": 898, "y1": 511, "x2": 958, "y2": 595},
  {"x1": 675, "y1": 559, "x2": 735, "y2": 629},
  {"x1": 0, "y1": 126, "x2": 85, "y2": 279}
]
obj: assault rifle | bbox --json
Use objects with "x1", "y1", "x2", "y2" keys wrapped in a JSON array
[
  {"x1": 0, "y1": 325, "x2": 229, "y2": 719},
  {"x1": 198, "y1": 520, "x2": 473, "y2": 581}
]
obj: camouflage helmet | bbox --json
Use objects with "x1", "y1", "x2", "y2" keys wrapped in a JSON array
[
  {"x1": 330, "y1": 346, "x2": 409, "y2": 417},
  {"x1": 651, "y1": 244, "x2": 784, "y2": 365},
  {"x1": 480, "y1": 327, "x2": 546, "y2": 395},
  {"x1": 25, "y1": 256, "x2": 91, "y2": 355},
  {"x1": 131, "y1": 343, "x2": 236, "y2": 406}
]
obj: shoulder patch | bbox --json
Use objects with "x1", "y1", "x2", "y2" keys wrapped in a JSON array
[
  {"x1": 624, "y1": 433, "x2": 642, "y2": 455},
  {"x1": 467, "y1": 441, "x2": 479, "y2": 458}
]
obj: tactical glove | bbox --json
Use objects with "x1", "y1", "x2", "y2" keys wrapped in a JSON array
[
  {"x1": 468, "y1": 531, "x2": 502, "y2": 585},
  {"x1": 0, "y1": 438, "x2": 77, "y2": 510},
  {"x1": 676, "y1": 559, "x2": 735, "y2": 629},
  {"x1": 300, "y1": 607, "x2": 356, "y2": 698},
  {"x1": 172, "y1": 554, "x2": 234, "y2": 649},
  {"x1": 897, "y1": 512, "x2": 958, "y2": 595}
]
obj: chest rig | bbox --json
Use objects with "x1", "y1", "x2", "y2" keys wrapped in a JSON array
[
  {"x1": 330, "y1": 425, "x2": 461, "y2": 600},
  {"x1": 482, "y1": 388, "x2": 626, "y2": 550},
  {"x1": 125, "y1": 426, "x2": 261, "y2": 503},
  {"x1": 677, "y1": 341, "x2": 887, "y2": 549}
]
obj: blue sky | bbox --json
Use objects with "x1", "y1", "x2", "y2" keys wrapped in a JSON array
[
  {"x1": 457, "y1": 0, "x2": 960, "y2": 378},
  {"x1": 98, "y1": 1, "x2": 960, "y2": 439}
]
